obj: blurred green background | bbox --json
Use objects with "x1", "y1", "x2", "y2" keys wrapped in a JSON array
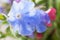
[{"x1": 0, "y1": 0, "x2": 60, "y2": 40}]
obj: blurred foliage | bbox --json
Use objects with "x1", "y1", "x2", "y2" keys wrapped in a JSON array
[{"x1": 0, "y1": 32, "x2": 6, "y2": 38}]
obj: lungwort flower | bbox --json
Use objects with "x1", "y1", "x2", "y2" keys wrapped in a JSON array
[{"x1": 7, "y1": 0, "x2": 51, "y2": 37}]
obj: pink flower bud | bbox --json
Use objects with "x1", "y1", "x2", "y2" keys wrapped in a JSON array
[
  {"x1": 36, "y1": 33, "x2": 43, "y2": 39},
  {"x1": 48, "y1": 8, "x2": 56, "y2": 21},
  {"x1": 46, "y1": 22, "x2": 52, "y2": 27}
]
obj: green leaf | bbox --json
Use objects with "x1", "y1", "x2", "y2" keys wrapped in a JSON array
[
  {"x1": 0, "y1": 14, "x2": 6, "y2": 20},
  {"x1": 2, "y1": 20, "x2": 8, "y2": 24},
  {"x1": 0, "y1": 32, "x2": 6, "y2": 38},
  {"x1": 6, "y1": 27, "x2": 13, "y2": 36},
  {"x1": 6, "y1": 26, "x2": 17, "y2": 38}
]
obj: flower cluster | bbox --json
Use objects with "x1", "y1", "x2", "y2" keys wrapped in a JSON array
[
  {"x1": 7, "y1": 0, "x2": 56, "y2": 39},
  {"x1": 45, "y1": 8, "x2": 56, "y2": 27}
]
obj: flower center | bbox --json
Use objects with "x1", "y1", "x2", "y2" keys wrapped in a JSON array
[{"x1": 16, "y1": 13, "x2": 21, "y2": 19}]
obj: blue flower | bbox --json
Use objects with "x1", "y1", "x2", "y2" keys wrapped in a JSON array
[
  {"x1": 7, "y1": 0, "x2": 51, "y2": 36},
  {"x1": 0, "y1": 7, "x2": 4, "y2": 13}
]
